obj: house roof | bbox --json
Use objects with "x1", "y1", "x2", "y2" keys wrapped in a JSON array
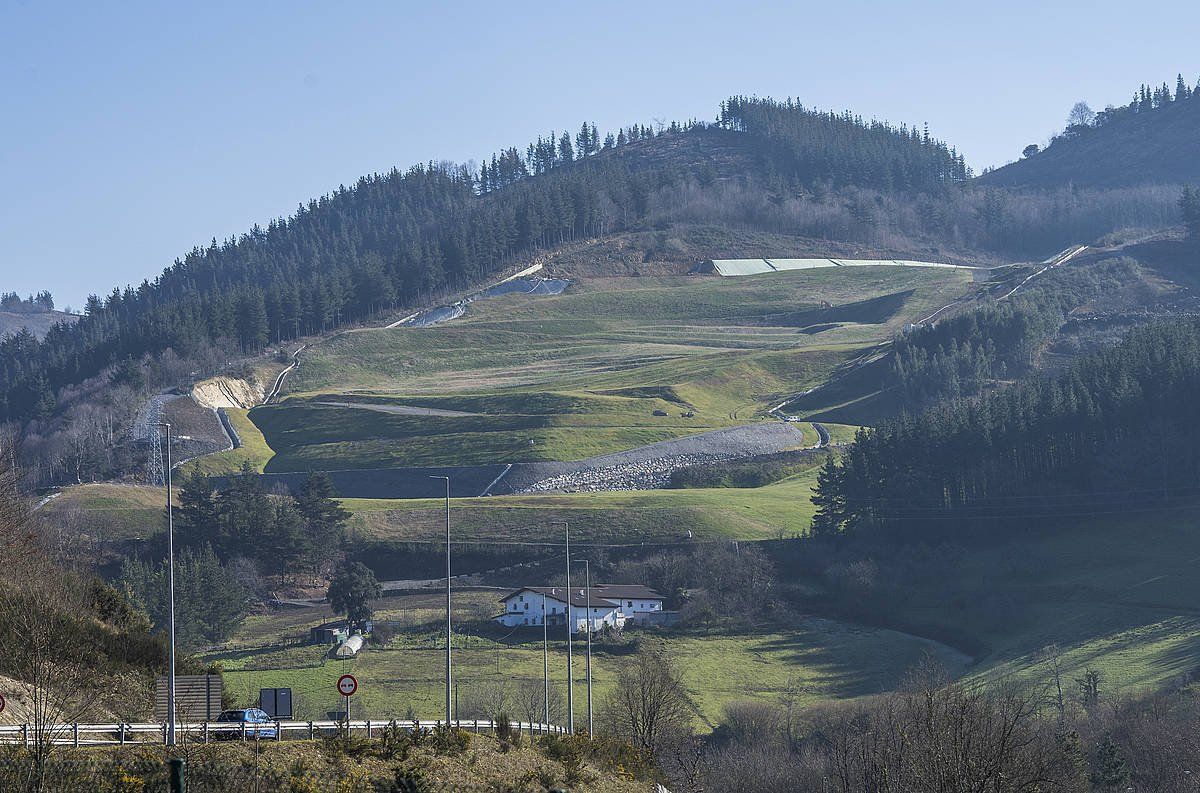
[{"x1": 500, "y1": 584, "x2": 663, "y2": 608}]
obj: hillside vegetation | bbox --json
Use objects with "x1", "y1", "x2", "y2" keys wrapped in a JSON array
[
  {"x1": 982, "y1": 76, "x2": 1200, "y2": 188},
  {"x1": 249, "y1": 266, "x2": 966, "y2": 473}
]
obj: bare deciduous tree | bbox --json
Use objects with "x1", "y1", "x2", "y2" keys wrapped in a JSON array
[{"x1": 598, "y1": 649, "x2": 695, "y2": 754}]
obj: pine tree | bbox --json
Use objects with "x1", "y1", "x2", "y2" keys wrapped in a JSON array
[
  {"x1": 1091, "y1": 736, "x2": 1129, "y2": 789},
  {"x1": 1180, "y1": 186, "x2": 1200, "y2": 239},
  {"x1": 177, "y1": 469, "x2": 220, "y2": 548},
  {"x1": 558, "y1": 131, "x2": 574, "y2": 163},
  {"x1": 296, "y1": 471, "x2": 350, "y2": 574}
]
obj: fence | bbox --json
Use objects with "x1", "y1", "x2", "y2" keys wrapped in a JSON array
[{"x1": 0, "y1": 718, "x2": 567, "y2": 747}]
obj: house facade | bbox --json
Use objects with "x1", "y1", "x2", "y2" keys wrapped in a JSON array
[{"x1": 497, "y1": 584, "x2": 665, "y2": 633}]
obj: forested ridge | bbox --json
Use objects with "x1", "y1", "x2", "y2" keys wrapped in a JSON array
[
  {"x1": 0, "y1": 98, "x2": 971, "y2": 425},
  {"x1": 890, "y1": 258, "x2": 1141, "y2": 405},
  {"x1": 983, "y1": 73, "x2": 1200, "y2": 188},
  {"x1": 813, "y1": 318, "x2": 1200, "y2": 540}
]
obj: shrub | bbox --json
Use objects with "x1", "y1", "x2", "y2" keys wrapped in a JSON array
[
  {"x1": 388, "y1": 765, "x2": 433, "y2": 793},
  {"x1": 378, "y1": 721, "x2": 413, "y2": 760},
  {"x1": 430, "y1": 724, "x2": 470, "y2": 755}
]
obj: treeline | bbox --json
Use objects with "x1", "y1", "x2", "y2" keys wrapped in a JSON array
[
  {"x1": 719, "y1": 96, "x2": 970, "y2": 190},
  {"x1": 1085, "y1": 73, "x2": 1200, "y2": 131},
  {"x1": 0, "y1": 291, "x2": 55, "y2": 313},
  {"x1": 118, "y1": 546, "x2": 246, "y2": 649},
  {"x1": 691, "y1": 659, "x2": 1200, "y2": 793},
  {"x1": 175, "y1": 466, "x2": 350, "y2": 580},
  {"x1": 813, "y1": 318, "x2": 1200, "y2": 540},
  {"x1": 0, "y1": 124, "x2": 687, "y2": 424},
  {"x1": 115, "y1": 467, "x2": 353, "y2": 646},
  {"x1": 891, "y1": 258, "x2": 1139, "y2": 405}
]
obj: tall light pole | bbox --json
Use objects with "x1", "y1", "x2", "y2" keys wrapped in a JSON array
[
  {"x1": 158, "y1": 422, "x2": 177, "y2": 746},
  {"x1": 576, "y1": 558, "x2": 594, "y2": 735},
  {"x1": 542, "y1": 592, "x2": 550, "y2": 727},
  {"x1": 554, "y1": 520, "x2": 574, "y2": 733},
  {"x1": 430, "y1": 475, "x2": 452, "y2": 724}
]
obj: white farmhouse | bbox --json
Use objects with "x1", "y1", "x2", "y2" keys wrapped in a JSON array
[{"x1": 497, "y1": 584, "x2": 666, "y2": 634}]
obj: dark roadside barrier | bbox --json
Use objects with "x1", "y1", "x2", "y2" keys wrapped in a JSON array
[{"x1": 208, "y1": 464, "x2": 508, "y2": 500}]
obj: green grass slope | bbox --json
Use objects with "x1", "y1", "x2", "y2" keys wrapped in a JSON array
[{"x1": 256, "y1": 267, "x2": 970, "y2": 471}]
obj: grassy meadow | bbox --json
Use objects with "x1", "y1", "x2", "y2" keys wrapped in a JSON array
[{"x1": 204, "y1": 591, "x2": 969, "y2": 727}]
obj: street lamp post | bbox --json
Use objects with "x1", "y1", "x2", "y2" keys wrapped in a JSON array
[
  {"x1": 542, "y1": 592, "x2": 549, "y2": 727},
  {"x1": 430, "y1": 475, "x2": 452, "y2": 725},
  {"x1": 578, "y1": 559, "x2": 593, "y2": 735},
  {"x1": 158, "y1": 422, "x2": 177, "y2": 746},
  {"x1": 554, "y1": 521, "x2": 574, "y2": 733}
]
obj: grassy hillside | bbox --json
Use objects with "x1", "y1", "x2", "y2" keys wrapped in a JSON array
[
  {"x1": 0, "y1": 308, "x2": 76, "y2": 339},
  {"x1": 980, "y1": 93, "x2": 1200, "y2": 189},
  {"x1": 38, "y1": 483, "x2": 170, "y2": 543},
  {"x1": 343, "y1": 467, "x2": 825, "y2": 544},
  {"x1": 256, "y1": 266, "x2": 970, "y2": 472},
  {"x1": 181, "y1": 407, "x2": 275, "y2": 476},
  {"x1": 204, "y1": 590, "x2": 968, "y2": 727}
]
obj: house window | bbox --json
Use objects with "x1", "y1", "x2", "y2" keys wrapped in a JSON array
[
  {"x1": 524, "y1": 603, "x2": 529, "y2": 610},
  {"x1": 628, "y1": 601, "x2": 633, "y2": 607}
]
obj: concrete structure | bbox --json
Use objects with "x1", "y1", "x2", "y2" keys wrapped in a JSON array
[{"x1": 497, "y1": 584, "x2": 665, "y2": 633}]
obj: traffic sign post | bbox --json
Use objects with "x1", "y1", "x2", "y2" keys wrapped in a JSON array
[{"x1": 337, "y1": 675, "x2": 357, "y2": 726}]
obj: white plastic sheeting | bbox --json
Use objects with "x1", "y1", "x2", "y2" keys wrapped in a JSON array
[
  {"x1": 709, "y1": 258, "x2": 775, "y2": 276},
  {"x1": 335, "y1": 634, "x2": 364, "y2": 658},
  {"x1": 709, "y1": 257, "x2": 974, "y2": 276}
]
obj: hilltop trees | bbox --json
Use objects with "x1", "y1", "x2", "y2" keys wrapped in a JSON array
[
  {"x1": 719, "y1": 95, "x2": 970, "y2": 190},
  {"x1": 1066, "y1": 100, "x2": 1096, "y2": 129}
]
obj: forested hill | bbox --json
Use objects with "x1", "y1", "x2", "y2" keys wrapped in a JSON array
[
  {"x1": 0, "y1": 98, "x2": 968, "y2": 424},
  {"x1": 981, "y1": 76, "x2": 1200, "y2": 189},
  {"x1": 812, "y1": 318, "x2": 1200, "y2": 543}
]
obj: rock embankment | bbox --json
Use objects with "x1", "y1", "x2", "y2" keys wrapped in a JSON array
[
  {"x1": 506, "y1": 422, "x2": 808, "y2": 494},
  {"x1": 521, "y1": 452, "x2": 734, "y2": 492}
]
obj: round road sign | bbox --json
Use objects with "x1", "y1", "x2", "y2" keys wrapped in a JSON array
[{"x1": 337, "y1": 674, "x2": 358, "y2": 697}]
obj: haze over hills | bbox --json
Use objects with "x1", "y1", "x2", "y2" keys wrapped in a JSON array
[{"x1": 7, "y1": 70, "x2": 1200, "y2": 791}]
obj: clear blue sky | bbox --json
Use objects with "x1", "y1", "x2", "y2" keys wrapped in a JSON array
[{"x1": 3, "y1": 0, "x2": 1198, "y2": 309}]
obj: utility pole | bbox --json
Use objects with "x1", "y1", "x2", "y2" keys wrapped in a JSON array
[
  {"x1": 542, "y1": 592, "x2": 549, "y2": 727},
  {"x1": 430, "y1": 475, "x2": 452, "y2": 724},
  {"x1": 158, "y1": 422, "x2": 177, "y2": 746}
]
